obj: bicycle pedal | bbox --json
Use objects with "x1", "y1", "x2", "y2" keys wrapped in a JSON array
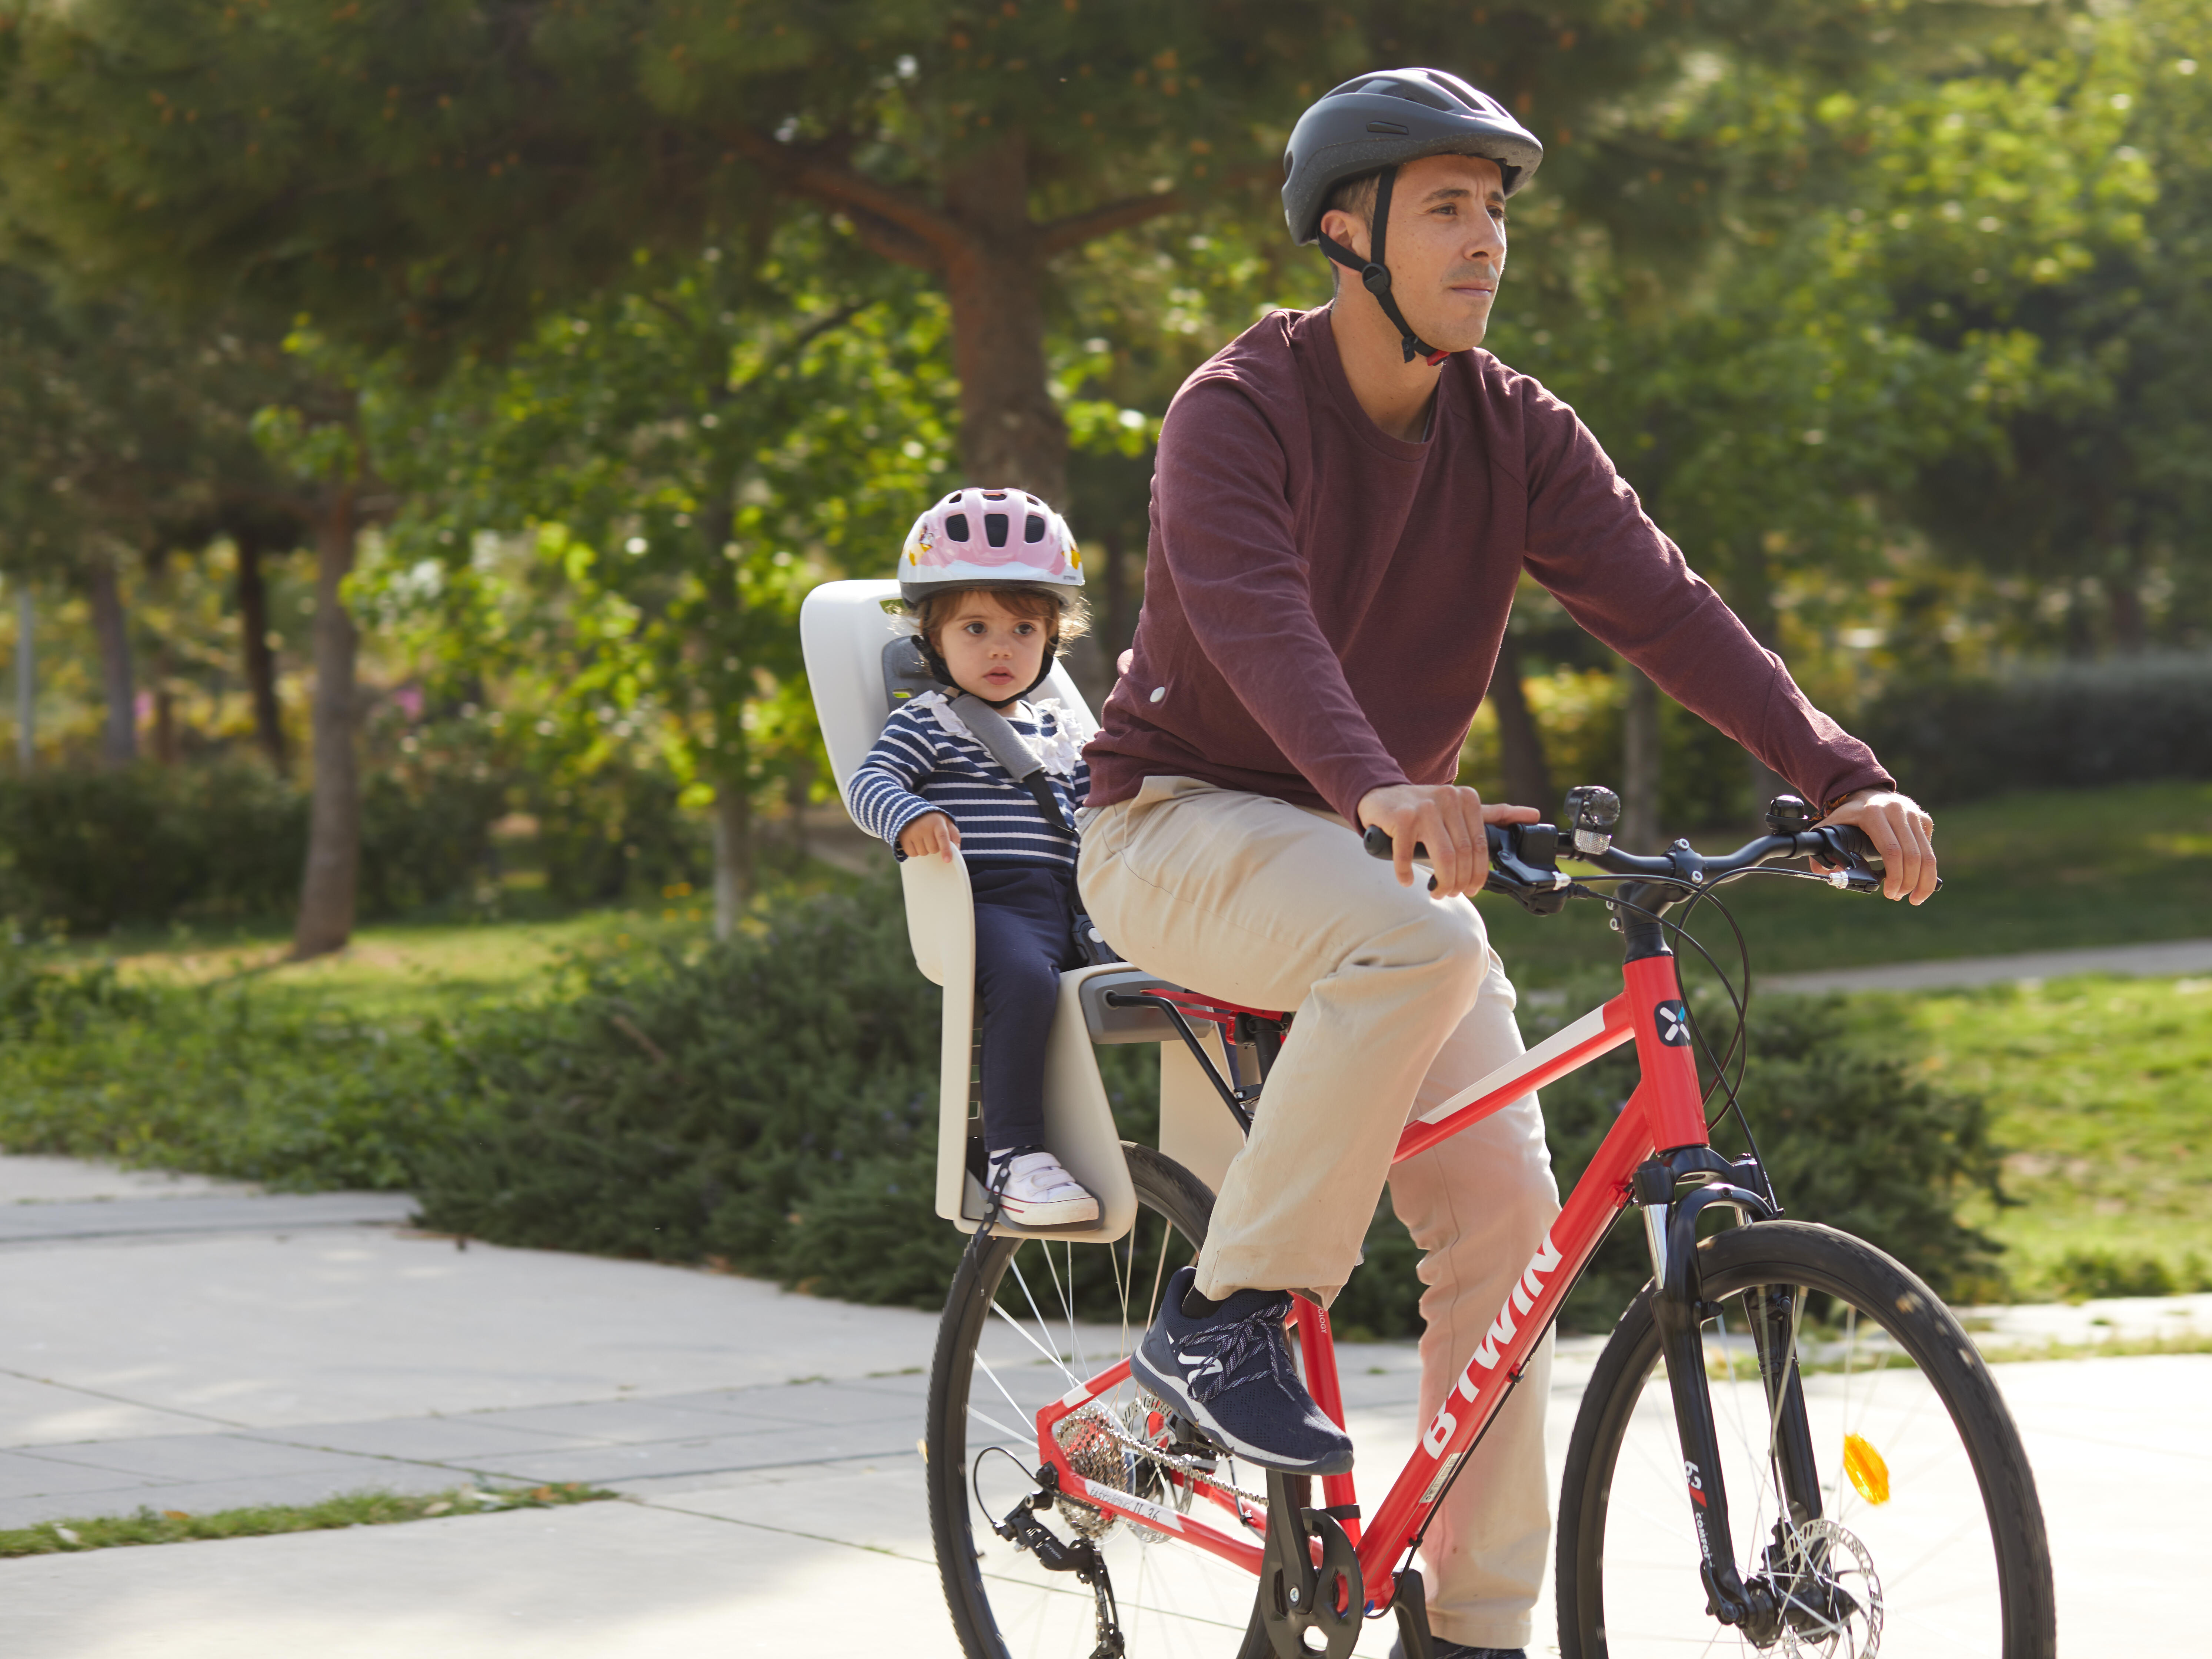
[{"x1": 1163, "y1": 1411, "x2": 1223, "y2": 1462}]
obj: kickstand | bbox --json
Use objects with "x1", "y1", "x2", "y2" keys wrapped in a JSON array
[{"x1": 1392, "y1": 1568, "x2": 1436, "y2": 1659}]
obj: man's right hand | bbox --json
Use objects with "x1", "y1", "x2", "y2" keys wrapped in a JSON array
[
  {"x1": 1357, "y1": 783, "x2": 1539, "y2": 898},
  {"x1": 899, "y1": 812, "x2": 961, "y2": 862}
]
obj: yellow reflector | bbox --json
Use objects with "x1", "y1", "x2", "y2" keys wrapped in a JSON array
[{"x1": 1843, "y1": 1433, "x2": 1891, "y2": 1505}]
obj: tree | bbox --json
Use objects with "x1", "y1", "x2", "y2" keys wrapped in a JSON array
[
  {"x1": 0, "y1": 0, "x2": 1998, "y2": 501},
  {"x1": 1894, "y1": 4, "x2": 2212, "y2": 655},
  {"x1": 359, "y1": 229, "x2": 954, "y2": 922}
]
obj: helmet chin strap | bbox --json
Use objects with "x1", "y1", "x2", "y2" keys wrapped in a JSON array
[{"x1": 1317, "y1": 164, "x2": 1451, "y2": 366}]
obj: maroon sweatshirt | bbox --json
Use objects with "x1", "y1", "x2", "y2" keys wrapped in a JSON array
[{"x1": 1085, "y1": 306, "x2": 1892, "y2": 823}]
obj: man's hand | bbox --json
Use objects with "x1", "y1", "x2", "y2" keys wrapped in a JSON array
[
  {"x1": 899, "y1": 812, "x2": 962, "y2": 863},
  {"x1": 1357, "y1": 782, "x2": 1539, "y2": 898},
  {"x1": 1817, "y1": 788, "x2": 1938, "y2": 904}
]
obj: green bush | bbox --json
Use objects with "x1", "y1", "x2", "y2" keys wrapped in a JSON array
[
  {"x1": 0, "y1": 949, "x2": 466, "y2": 1190},
  {"x1": 1859, "y1": 651, "x2": 2212, "y2": 804},
  {"x1": 0, "y1": 736, "x2": 520, "y2": 932},
  {"x1": 2043, "y1": 1247, "x2": 2210, "y2": 1301},
  {"x1": 410, "y1": 872, "x2": 947, "y2": 1289},
  {"x1": 409, "y1": 877, "x2": 2005, "y2": 1331},
  {"x1": 530, "y1": 763, "x2": 709, "y2": 906},
  {"x1": 0, "y1": 764, "x2": 306, "y2": 930},
  {"x1": 357, "y1": 720, "x2": 512, "y2": 918}
]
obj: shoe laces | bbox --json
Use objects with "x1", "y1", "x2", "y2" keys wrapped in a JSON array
[{"x1": 1181, "y1": 1299, "x2": 1294, "y2": 1406}]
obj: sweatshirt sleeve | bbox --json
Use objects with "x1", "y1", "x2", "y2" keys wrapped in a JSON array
[
  {"x1": 1513, "y1": 383, "x2": 1893, "y2": 811},
  {"x1": 847, "y1": 707, "x2": 942, "y2": 858},
  {"x1": 1152, "y1": 378, "x2": 1411, "y2": 823}
]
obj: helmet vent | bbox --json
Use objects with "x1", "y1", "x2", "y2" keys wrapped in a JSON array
[
  {"x1": 1366, "y1": 120, "x2": 1409, "y2": 134},
  {"x1": 983, "y1": 513, "x2": 1010, "y2": 548},
  {"x1": 1379, "y1": 78, "x2": 1455, "y2": 110},
  {"x1": 1024, "y1": 513, "x2": 1046, "y2": 544},
  {"x1": 946, "y1": 513, "x2": 970, "y2": 541}
]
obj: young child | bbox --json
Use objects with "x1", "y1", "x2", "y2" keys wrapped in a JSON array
[{"x1": 848, "y1": 487, "x2": 1102, "y2": 1227}]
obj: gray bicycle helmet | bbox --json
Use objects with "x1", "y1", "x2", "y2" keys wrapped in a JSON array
[{"x1": 1282, "y1": 69, "x2": 1544, "y2": 363}]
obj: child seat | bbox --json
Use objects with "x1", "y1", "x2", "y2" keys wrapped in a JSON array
[{"x1": 800, "y1": 580, "x2": 1244, "y2": 1242}]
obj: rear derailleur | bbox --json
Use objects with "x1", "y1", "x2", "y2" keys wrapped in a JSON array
[{"x1": 994, "y1": 1465, "x2": 1125, "y2": 1659}]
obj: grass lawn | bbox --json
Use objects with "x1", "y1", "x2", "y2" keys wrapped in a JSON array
[
  {"x1": 1890, "y1": 973, "x2": 2212, "y2": 1298},
  {"x1": 1480, "y1": 778, "x2": 2212, "y2": 985},
  {"x1": 102, "y1": 906, "x2": 692, "y2": 1021},
  {"x1": 0, "y1": 1482, "x2": 613, "y2": 1558}
]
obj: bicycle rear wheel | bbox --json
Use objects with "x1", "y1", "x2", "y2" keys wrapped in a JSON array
[
  {"x1": 926, "y1": 1142, "x2": 1278, "y2": 1659},
  {"x1": 1558, "y1": 1220, "x2": 2054, "y2": 1659}
]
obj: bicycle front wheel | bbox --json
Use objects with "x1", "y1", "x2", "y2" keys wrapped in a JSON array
[
  {"x1": 1558, "y1": 1220, "x2": 2054, "y2": 1659},
  {"x1": 926, "y1": 1142, "x2": 1277, "y2": 1659}
]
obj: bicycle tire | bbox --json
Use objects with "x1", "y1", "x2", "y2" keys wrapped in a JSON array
[
  {"x1": 1557, "y1": 1220, "x2": 2055, "y2": 1659},
  {"x1": 927, "y1": 1142, "x2": 1284, "y2": 1659}
]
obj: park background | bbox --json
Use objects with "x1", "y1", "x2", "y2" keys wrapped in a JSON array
[{"x1": 0, "y1": 0, "x2": 2205, "y2": 1337}]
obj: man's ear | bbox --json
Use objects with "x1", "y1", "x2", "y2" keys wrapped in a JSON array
[{"x1": 1318, "y1": 207, "x2": 1369, "y2": 262}]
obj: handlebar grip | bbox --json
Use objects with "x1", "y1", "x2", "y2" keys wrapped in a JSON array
[
  {"x1": 1823, "y1": 822, "x2": 1882, "y2": 866},
  {"x1": 1362, "y1": 825, "x2": 1427, "y2": 861}
]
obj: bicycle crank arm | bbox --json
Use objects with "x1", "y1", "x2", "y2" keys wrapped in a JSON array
[{"x1": 1258, "y1": 1472, "x2": 1362, "y2": 1659}]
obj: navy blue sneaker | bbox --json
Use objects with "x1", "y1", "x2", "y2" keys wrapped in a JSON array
[{"x1": 1130, "y1": 1266, "x2": 1354, "y2": 1476}]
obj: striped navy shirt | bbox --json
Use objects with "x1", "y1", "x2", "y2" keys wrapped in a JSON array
[{"x1": 848, "y1": 693, "x2": 1092, "y2": 870}]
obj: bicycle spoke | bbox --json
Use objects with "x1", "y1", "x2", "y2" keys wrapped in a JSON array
[{"x1": 989, "y1": 1286, "x2": 1082, "y2": 1386}]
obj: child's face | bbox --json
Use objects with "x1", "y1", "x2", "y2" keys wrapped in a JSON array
[{"x1": 936, "y1": 591, "x2": 1049, "y2": 705}]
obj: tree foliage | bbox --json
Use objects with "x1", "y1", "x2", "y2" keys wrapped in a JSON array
[{"x1": 357, "y1": 223, "x2": 955, "y2": 898}]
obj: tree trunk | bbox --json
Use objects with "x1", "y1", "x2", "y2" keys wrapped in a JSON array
[
  {"x1": 292, "y1": 490, "x2": 361, "y2": 959},
  {"x1": 2105, "y1": 567, "x2": 2147, "y2": 653},
  {"x1": 86, "y1": 553, "x2": 137, "y2": 768},
  {"x1": 15, "y1": 584, "x2": 33, "y2": 774},
  {"x1": 941, "y1": 133, "x2": 1067, "y2": 502},
  {"x1": 151, "y1": 670, "x2": 179, "y2": 765},
  {"x1": 1100, "y1": 524, "x2": 1131, "y2": 658},
  {"x1": 1621, "y1": 662, "x2": 1663, "y2": 851},
  {"x1": 236, "y1": 531, "x2": 288, "y2": 772},
  {"x1": 1490, "y1": 630, "x2": 1554, "y2": 815},
  {"x1": 712, "y1": 783, "x2": 753, "y2": 941}
]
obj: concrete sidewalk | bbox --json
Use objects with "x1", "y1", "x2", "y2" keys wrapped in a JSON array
[
  {"x1": 1764, "y1": 933, "x2": 2212, "y2": 994},
  {"x1": 1, "y1": 1155, "x2": 2203, "y2": 1655}
]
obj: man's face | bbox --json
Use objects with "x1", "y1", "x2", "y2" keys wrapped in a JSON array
[{"x1": 1322, "y1": 153, "x2": 1508, "y2": 353}]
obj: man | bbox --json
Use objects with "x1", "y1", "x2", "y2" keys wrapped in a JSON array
[{"x1": 1077, "y1": 69, "x2": 1939, "y2": 1659}]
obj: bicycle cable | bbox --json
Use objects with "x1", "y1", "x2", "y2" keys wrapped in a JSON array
[{"x1": 1560, "y1": 874, "x2": 1779, "y2": 1207}]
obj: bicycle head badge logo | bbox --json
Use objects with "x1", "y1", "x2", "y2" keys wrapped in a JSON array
[{"x1": 1655, "y1": 999, "x2": 1691, "y2": 1047}]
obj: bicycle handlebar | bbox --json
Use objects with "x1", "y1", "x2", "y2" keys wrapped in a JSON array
[{"x1": 1361, "y1": 813, "x2": 1924, "y2": 915}]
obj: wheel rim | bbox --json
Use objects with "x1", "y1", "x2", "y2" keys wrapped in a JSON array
[
  {"x1": 933, "y1": 1158, "x2": 1273, "y2": 1658},
  {"x1": 1582, "y1": 1267, "x2": 2012, "y2": 1658}
]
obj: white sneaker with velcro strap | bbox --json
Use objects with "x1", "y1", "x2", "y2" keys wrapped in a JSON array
[{"x1": 984, "y1": 1148, "x2": 1100, "y2": 1226}]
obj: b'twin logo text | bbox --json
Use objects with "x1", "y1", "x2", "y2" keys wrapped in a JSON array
[{"x1": 1421, "y1": 1230, "x2": 1564, "y2": 1457}]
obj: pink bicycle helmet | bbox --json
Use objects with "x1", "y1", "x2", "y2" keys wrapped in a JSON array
[
  {"x1": 898, "y1": 487, "x2": 1084, "y2": 604},
  {"x1": 897, "y1": 487, "x2": 1084, "y2": 697}
]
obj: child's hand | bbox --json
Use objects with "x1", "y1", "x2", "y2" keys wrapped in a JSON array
[{"x1": 899, "y1": 812, "x2": 962, "y2": 862}]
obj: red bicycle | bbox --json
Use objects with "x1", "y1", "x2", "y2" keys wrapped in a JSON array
[{"x1": 925, "y1": 788, "x2": 2055, "y2": 1659}]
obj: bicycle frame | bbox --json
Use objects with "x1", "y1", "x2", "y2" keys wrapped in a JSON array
[{"x1": 1028, "y1": 948, "x2": 1734, "y2": 1610}]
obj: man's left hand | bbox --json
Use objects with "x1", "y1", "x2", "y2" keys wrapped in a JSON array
[{"x1": 1817, "y1": 788, "x2": 1938, "y2": 905}]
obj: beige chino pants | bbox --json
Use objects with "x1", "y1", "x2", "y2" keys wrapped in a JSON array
[{"x1": 1078, "y1": 776, "x2": 1561, "y2": 1651}]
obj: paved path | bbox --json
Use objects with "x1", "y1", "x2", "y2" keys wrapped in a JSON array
[
  {"x1": 1764, "y1": 934, "x2": 2212, "y2": 994},
  {"x1": 0, "y1": 1155, "x2": 2203, "y2": 1655}
]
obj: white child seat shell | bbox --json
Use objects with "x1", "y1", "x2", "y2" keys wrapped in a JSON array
[{"x1": 800, "y1": 579, "x2": 1155, "y2": 1242}]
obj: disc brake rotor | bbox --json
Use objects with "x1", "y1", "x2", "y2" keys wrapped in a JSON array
[{"x1": 1774, "y1": 1518, "x2": 1884, "y2": 1658}]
